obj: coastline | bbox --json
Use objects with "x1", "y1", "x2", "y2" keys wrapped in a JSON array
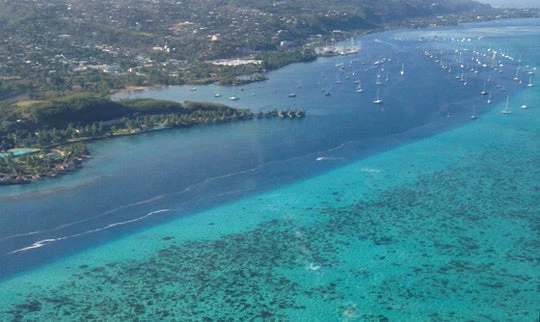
[
  {"x1": 2, "y1": 17, "x2": 538, "y2": 186},
  {"x1": 0, "y1": 108, "x2": 305, "y2": 186},
  {"x1": 0, "y1": 154, "x2": 90, "y2": 185},
  {"x1": 0, "y1": 21, "x2": 538, "y2": 319},
  {"x1": 110, "y1": 85, "x2": 149, "y2": 94}
]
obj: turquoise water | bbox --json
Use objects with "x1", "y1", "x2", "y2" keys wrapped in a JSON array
[{"x1": 0, "y1": 19, "x2": 538, "y2": 320}]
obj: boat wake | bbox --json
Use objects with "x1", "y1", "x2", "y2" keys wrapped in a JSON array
[
  {"x1": 316, "y1": 156, "x2": 344, "y2": 161},
  {"x1": 3, "y1": 140, "x2": 354, "y2": 257}
]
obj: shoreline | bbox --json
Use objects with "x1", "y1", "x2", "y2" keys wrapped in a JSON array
[
  {"x1": 0, "y1": 108, "x2": 305, "y2": 186},
  {"x1": 112, "y1": 17, "x2": 539, "y2": 91},
  {"x1": 2, "y1": 18, "x2": 537, "y2": 186}
]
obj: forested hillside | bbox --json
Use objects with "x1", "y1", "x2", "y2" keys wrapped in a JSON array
[{"x1": 0, "y1": 0, "x2": 535, "y2": 101}]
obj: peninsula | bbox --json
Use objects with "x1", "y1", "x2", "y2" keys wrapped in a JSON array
[
  {"x1": 0, "y1": 94, "x2": 304, "y2": 185},
  {"x1": 0, "y1": 0, "x2": 538, "y2": 184}
]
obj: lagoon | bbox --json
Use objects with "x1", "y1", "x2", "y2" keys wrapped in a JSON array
[{"x1": 0, "y1": 19, "x2": 538, "y2": 320}]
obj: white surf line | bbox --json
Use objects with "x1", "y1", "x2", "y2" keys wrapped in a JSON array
[
  {"x1": 8, "y1": 209, "x2": 171, "y2": 254},
  {"x1": 0, "y1": 231, "x2": 42, "y2": 243},
  {"x1": 2, "y1": 142, "x2": 349, "y2": 245},
  {"x1": 0, "y1": 195, "x2": 167, "y2": 244},
  {"x1": 172, "y1": 145, "x2": 340, "y2": 193},
  {"x1": 326, "y1": 142, "x2": 346, "y2": 153},
  {"x1": 1, "y1": 167, "x2": 262, "y2": 245}
]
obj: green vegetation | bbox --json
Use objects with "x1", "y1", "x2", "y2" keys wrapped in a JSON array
[
  {"x1": 25, "y1": 95, "x2": 131, "y2": 129},
  {"x1": 0, "y1": 0, "x2": 536, "y2": 101},
  {"x1": 0, "y1": 143, "x2": 90, "y2": 185},
  {"x1": 0, "y1": 94, "x2": 305, "y2": 184},
  {"x1": 1, "y1": 94, "x2": 255, "y2": 149},
  {"x1": 256, "y1": 49, "x2": 318, "y2": 71},
  {"x1": 0, "y1": 0, "x2": 537, "y2": 184}
]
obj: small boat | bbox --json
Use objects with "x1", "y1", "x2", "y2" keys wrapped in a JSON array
[
  {"x1": 500, "y1": 96, "x2": 511, "y2": 114},
  {"x1": 527, "y1": 75, "x2": 534, "y2": 87},
  {"x1": 356, "y1": 79, "x2": 364, "y2": 93},
  {"x1": 372, "y1": 88, "x2": 383, "y2": 104},
  {"x1": 400, "y1": 63, "x2": 405, "y2": 76},
  {"x1": 513, "y1": 66, "x2": 520, "y2": 81},
  {"x1": 375, "y1": 74, "x2": 382, "y2": 85},
  {"x1": 288, "y1": 92, "x2": 297, "y2": 98},
  {"x1": 521, "y1": 95, "x2": 528, "y2": 109},
  {"x1": 230, "y1": 85, "x2": 239, "y2": 100},
  {"x1": 189, "y1": 87, "x2": 197, "y2": 91},
  {"x1": 214, "y1": 92, "x2": 222, "y2": 97},
  {"x1": 480, "y1": 81, "x2": 488, "y2": 95},
  {"x1": 323, "y1": 85, "x2": 331, "y2": 96}
]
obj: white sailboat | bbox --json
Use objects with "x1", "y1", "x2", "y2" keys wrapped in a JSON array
[
  {"x1": 372, "y1": 88, "x2": 383, "y2": 104},
  {"x1": 356, "y1": 80, "x2": 364, "y2": 93},
  {"x1": 521, "y1": 96, "x2": 528, "y2": 109},
  {"x1": 288, "y1": 89, "x2": 297, "y2": 98},
  {"x1": 513, "y1": 66, "x2": 520, "y2": 81},
  {"x1": 229, "y1": 85, "x2": 239, "y2": 101},
  {"x1": 470, "y1": 105, "x2": 477, "y2": 119},
  {"x1": 527, "y1": 75, "x2": 534, "y2": 87},
  {"x1": 480, "y1": 81, "x2": 488, "y2": 95},
  {"x1": 323, "y1": 85, "x2": 331, "y2": 96},
  {"x1": 500, "y1": 96, "x2": 511, "y2": 114}
]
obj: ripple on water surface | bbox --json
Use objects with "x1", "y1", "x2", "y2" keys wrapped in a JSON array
[{"x1": 1, "y1": 105, "x2": 538, "y2": 321}]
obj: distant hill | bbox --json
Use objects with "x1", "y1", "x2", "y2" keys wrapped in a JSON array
[
  {"x1": 475, "y1": 0, "x2": 540, "y2": 8},
  {"x1": 0, "y1": 0, "x2": 496, "y2": 63},
  {"x1": 0, "y1": 0, "x2": 535, "y2": 101}
]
